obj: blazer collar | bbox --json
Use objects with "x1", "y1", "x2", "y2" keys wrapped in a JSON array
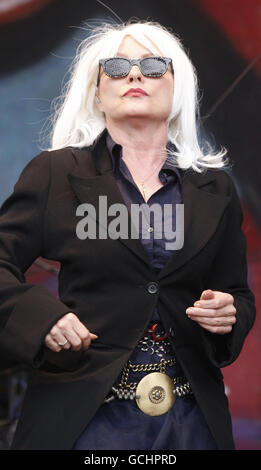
[{"x1": 67, "y1": 130, "x2": 231, "y2": 279}]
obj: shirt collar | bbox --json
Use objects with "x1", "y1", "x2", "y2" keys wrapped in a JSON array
[{"x1": 105, "y1": 130, "x2": 182, "y2": 186}]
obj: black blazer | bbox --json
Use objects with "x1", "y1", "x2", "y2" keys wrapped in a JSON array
[{"x1": 0, "y1": 130, "x2": 256, "y2": 449}]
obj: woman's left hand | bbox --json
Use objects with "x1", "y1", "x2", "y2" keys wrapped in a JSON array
[{"x1": 186, "y1": 289, "x2": 236, "y2": 335}]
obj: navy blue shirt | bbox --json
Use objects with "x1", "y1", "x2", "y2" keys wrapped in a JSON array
[
  {"x1": 106, "y1": 132, "x2": 183, "y2": 270},
  {"x1": 72, "y1": 132, "x2": 217, "y2": 450}
]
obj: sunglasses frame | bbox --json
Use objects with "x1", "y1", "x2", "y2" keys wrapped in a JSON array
[{"x1": 96, "y1": 56, "x2": 173, "y2": 86}]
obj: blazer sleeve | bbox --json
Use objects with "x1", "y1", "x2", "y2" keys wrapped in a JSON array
[
  {"x1": 0, "y1": 151, "x2": 72, "y2": 368},
  {"x1": 200, "y1": 172, "x2": 256, "y2": 368}
]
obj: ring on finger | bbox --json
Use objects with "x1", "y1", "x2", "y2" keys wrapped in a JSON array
[{"x1": 58, "y1": 339, "x2": 69, "y2": 347}]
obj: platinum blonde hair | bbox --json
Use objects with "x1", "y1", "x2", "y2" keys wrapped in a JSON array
[{"x1": 48, "y1": 20, "x2": 229, "y2": 173}]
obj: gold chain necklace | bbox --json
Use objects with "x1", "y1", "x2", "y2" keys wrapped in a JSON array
[{"x1": 123, "y1": 157, "x2": 165, "y2": 200}]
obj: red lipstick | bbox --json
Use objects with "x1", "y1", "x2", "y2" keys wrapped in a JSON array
[{"x1": 123, "y1": 88, "x2": 148, "y2": 96}]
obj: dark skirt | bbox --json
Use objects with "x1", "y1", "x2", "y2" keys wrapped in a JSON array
[{"x1": 72, "y1": 393, "x2": 217, "y2": 450}]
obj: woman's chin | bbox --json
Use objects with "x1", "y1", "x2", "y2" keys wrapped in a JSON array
[{"x1": 119, "y1": 107, "x2": 156, "y2": 120}]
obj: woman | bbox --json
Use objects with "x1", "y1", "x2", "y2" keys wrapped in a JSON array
[{"x1": 0, "y1": 21, "x2": 256, "y2": 450}]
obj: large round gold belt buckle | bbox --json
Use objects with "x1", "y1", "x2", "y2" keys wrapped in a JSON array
[{"x1": 135, "y1": 372, "x2": 175, "y2": 416}]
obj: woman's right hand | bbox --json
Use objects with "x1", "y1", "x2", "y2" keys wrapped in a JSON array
[{"x1": 44, "y1": 312, "x2": 98, "y2": 352}]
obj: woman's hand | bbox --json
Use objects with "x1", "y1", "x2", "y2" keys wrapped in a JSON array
[
  {"x1": 186, "y1": 290, "x2": 236, "y2": 335},
  {"x1": 44, "y1": 312, "x2": 98, "y2": 352}
]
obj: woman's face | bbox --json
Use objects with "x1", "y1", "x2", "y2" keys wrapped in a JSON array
[{"x1": 96, "y1": 35, "x2": 174, "y2": 124}]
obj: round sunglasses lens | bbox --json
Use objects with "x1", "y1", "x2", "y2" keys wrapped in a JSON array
[
  {"x1": 105, "y1": 58, "x2": 130, "y2": 77},
  {"x1": 141, "y1": 58, "x2": 167, "y2": 76}
]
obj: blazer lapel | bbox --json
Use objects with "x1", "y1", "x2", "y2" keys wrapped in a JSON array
[
  {"x1": 67, "y1": 132, "x2": 231, "y2": 276},
  {"x1": 67, "y1": 134, "x2": 151, "y2": 267},
  {"x1": 158, "y1": 172, "x2": 231, "y2": 279}
]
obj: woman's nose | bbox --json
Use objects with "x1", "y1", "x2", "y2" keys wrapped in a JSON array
[{"x1": 127, "y1": 65, "x2": 143, "y2": 82}]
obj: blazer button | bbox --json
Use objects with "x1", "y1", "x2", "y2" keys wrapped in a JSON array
[{"x1": 147, "y1": 282, "x2": 158, "y2": 294}]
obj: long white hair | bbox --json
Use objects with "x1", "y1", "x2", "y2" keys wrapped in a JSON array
[{"x1": 47, "y1": 20, "x2": 229, "y2": 173}]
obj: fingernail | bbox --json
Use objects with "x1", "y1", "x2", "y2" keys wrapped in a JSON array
[
  {"x1": 186, "y1": 308, "x2": 193, "y2": 314},
  {"x1": 194, "y1": 302, "x2": 201, "y2": 307}
]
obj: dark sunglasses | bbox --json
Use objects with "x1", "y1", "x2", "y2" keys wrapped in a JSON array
[{"x1": 97, "y1": 56, "x2": 173, "y2": 86}]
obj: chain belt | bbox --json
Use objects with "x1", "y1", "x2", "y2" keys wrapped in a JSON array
[
  {"x1": 104, "y1": 322, "x2": 193, "y2": 416},
  {"x1": 105, "y1": 379, "x2": 193, "y2": 401},
  {"x1": 104, "y1": 357, "x2": 193, "y2": 415}
]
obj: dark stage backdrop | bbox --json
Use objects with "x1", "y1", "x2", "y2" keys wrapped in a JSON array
[{"x1": 0, "y1": 0, "x2": 260, "y2": 450}]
